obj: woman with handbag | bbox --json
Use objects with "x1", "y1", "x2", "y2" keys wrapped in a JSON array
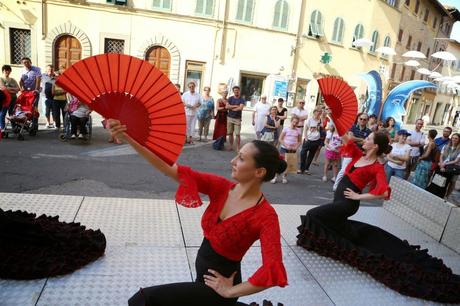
[
  {"x1": 412, "y1": 129, "x2": 438, "y2": 189},
  {"x1": 426, "y1": 133, "x2": 460, "y2": 198},
  {"x1": 271, "y1": 116, "x2": 302, "y2": 184},
  {"x1": 260, "y1": 106, "x2": 280, "y2": 145}
]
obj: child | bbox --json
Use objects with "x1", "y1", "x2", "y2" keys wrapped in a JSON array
[{"x1": 322, "y1": 124, "x2": 342, "y2": 182}]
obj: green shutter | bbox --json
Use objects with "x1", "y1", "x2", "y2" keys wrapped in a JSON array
[
  {"x1": 163, "y1": 0, "x2": 171, "y2": 9},
  {"x1": 236, "y1": 0, "x2": 244, "y2": 20},
  {"x1": 281, "y1": 1, "x2": 288, "y2": 28},
  {"x1": 245, "y1": 0, "x2": 254, "y2": 22},
  {"x1": 273, "y1": 1, "x2": 281, "y2": 27},
  {"x1": 205, "y1": 0, "x2": 213, "y2": 15},
  {"x1": 196, "y1": 0, "x2": 203, "y2": 13},
  {"x1": 153, "y1": 0, "x2": 160, "y2": 7}
]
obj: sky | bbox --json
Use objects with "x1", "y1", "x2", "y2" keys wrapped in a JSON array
[{"x1": 439, "y1": 0, "x2": 460, "y2": 41}]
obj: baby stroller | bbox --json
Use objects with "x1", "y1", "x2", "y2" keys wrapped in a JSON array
[
  {"x1": 4, "y1": 91, "x2": 39, "y2": 141},
  {"x1": 425, "y1": 165, "x2": 460, "y2": 198},
  {"x1": 59, "y1": 97, "x2": 92, "y2": 142}
]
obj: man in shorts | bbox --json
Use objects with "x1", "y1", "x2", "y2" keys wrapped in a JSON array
[{"x1": 226, "y1": 86, "x2": 245, "y2": 151}]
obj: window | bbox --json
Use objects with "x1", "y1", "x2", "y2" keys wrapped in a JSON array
[
  {"x1": 406, "y1": 35, "x2": 412, "y2": 49},
  {"x1": 352, "y1": 23, "x2": 364, "y2": 46},
  {"x1": 391, "y1": 63, "x2": 397, "y2": 79},
  {"x1": 423, "y1": 8, "x2": 429, "y2": 22},
  {"x1": 425, "y1": 47, "x2": 430, "y2": 58},
  {"x1": 386, "y1": 0, "x2": 397, "y2": 7},
  {"x1": 308, "y1": 10, "x2": 324, "y2": 37},
  {"x1": 410, "y1": 70, "x2": 415, "y2": 80},
  {"x1": 400, "y1": 66, "x2": 406, "y2": 81},
  {"x1": 104, "y1": 38, "x2": 124, "y2": 54},
  {"x1": 272, "y1": 0, "x2": 289, "y2": 29},
  {"x1": 405, "y1": 0, "x2": 410, "y2": 6},
  {"x1": 414, "y1": 0, "x2": 420, "y2": 15},
  {"x1": 433, "y1": 17, "x2": 437, "y2": 29},
  {"x1": 236, "y1": 0, "x2": 254, "y2": 23},
  {"x1": 9, "y1": 28, "x2": 31, "y2": 65},
  {"x1": 240, "y1": 73, "x2": 265, "y2": 106},
  {"x1": 184, "y1": 61, "x2": 205, "y2": 93},
  {"x1": 106, "y1": 0, "x2": 127, "y2": 5},
  {"x1": 417, "y1": 41, "x2": 422, "y2": 51},
  {"x1": 384, "y1": 36, "x2": 391, "y2": 47},
  {"x1": 153, "y1": 0, "x2": 172, "y2": 10},
  {"x1": 331, "y1": 17, "x2": 345, "y2": 44},
  {"x1": 369, "y1": 30, "x2": 379, "y2": 52},
  {"x1": 195, "y1": 0, "x2": 214, "y2": 16}
]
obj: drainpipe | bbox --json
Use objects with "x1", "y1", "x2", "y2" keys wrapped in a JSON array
[
  {"x1": 219, "y1": 0, "x2": 230, "y2": 64},
  {"x1": 41, "y1": 0, "x2": 47, "y2": 39},
  {"x1": 291, "y1": 0, "x2": 307, "y2": 79}
]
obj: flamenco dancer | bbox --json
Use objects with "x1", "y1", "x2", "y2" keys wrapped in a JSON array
[
  {"x1": 107, "y1": 120, "x2": 288, "y2": 305},
  {"x1": 297, "y1": 131, "x2": 460, "y2": 303}
]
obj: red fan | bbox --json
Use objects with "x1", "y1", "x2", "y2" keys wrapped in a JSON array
[
  {"x1": 55, "y1": 54, "x2": 185, "y2": 165},
  {"x1": 317, "y1": 77, "x2": 358, "y2": 136}
]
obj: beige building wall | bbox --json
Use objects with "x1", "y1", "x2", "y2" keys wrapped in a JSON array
[{"x1": 295, "y1": 0, "x2": 401, "y2": 112}]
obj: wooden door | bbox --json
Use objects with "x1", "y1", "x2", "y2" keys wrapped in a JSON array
[
  {"x1": 54, "y1": 35, "x2": 82, "y2": 70},
  {"x1": 146, "y1": 46, "x2": 170, "y2": 77}
]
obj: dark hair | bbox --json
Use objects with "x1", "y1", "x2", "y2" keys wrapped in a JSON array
[
  {"x1": 428, "y1": 129, "x2": 437, "y2": 139},
  {"x1": 444, "y1": 126, "x2": 453, "y2": 132},
  {"x1": 21, "y1": 57, "x2": 31, "y2": 62},
  {"x1": 46, "y1": 64, "x2": 54, "y2": 69},
  {"x1": 251, "y1": 140, "x2": 287, "y2": 181},
  {"x1": 278, "y1": 98, "x2": 284, "y2": 102},
  {"x1": 369, "y1": 114, "x2": 377, "y2": 119},
  {"x1": 232, "y1": 85, "x2": 240, "y2": 90},
  {"x1": 2, "y1": 65, "x2": 12, "y2": 72},
  {"x1": 373, "y1": 131, "x2": 392, "y2": 155},
  {"x1": 384, "y1": 116, "x2": 395, "y2": 128}
]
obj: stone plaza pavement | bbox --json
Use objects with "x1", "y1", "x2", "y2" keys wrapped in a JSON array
[{"x1": 1, "y1": 192, "x2": 460, "y2": 306}]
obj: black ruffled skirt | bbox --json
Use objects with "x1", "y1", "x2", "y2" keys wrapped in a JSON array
[
  {"x1": 0, "y1": 209, "x2": 106, "y2": 280},
  {"x1": 297, "y1": 176, "x2": 460, "y2": 303}
]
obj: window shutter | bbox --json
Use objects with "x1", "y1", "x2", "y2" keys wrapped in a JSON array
[
  {"x1": 205, "y1": 0, "x2": 213, "y2": 15},
  {"x1": 236, "y1": 0, "x2": 244, "y2": 20},
  {"x1": 245, "y1": 0, "x2": 254, "y2": 22},
  {"x1": 281, "y1": 1, "x2": 288, "y2": 28},
  {"x1": 195, "y1": 0, "x2": 204, "y2": 13},
  {"x1": 273, "y1": 1, "x2": 281, "y2": 27}
]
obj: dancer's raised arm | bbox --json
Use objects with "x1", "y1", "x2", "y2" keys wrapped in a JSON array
[{"x1": 107, "y1": 119, "x2": 179, "y2": 182}]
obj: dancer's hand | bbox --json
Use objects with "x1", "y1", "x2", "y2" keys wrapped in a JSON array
[
  {"x1": 344, "y1": 188, "x2": 361, "y2": 200},
  {"x1": 204, "y1": 269, "x2": 237, "y2": 298},
  {"x1": 107, "y1": 119, "x2": 127, "y2": 140}
]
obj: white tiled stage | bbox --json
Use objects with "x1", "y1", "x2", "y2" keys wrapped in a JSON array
[{"x1": 1, "y1": 193, "x2": 459, "y2": 306}]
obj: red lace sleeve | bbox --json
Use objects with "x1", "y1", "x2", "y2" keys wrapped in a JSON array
[
  {"x1": 368, "y1": 164, "x2": 391, "y2": 200},
  {"x1": 340, "y1": 141, "x2": 363, "y2": 159},
  {"x1": 248, "y1": 210, "x2": 288, "y2": 288},
  {"x1": 175, "y1": 165, "x2": 230, "y2": 208}
]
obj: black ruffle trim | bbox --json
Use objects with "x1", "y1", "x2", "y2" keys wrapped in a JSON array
[
  {"x1": 0, "y1": 209, "x2": 106, "y2": 280},
  {"x1": 296, "y1": 215, "x2": 460, "y2": 304}
]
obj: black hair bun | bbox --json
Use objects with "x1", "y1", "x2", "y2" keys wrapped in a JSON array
[{"x1": 277, "y1": 159, "x2": 287, "y2": 174}]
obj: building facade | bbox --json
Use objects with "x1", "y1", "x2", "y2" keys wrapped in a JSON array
[
  {"x1": 0, "y1": 0, "x2": 458, "y2": 118},
  {"x1": 389, "y1": 0, "x2": 460, "y2": 124}
]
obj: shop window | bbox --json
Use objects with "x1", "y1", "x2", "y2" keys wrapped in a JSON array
[
  {"x1": 9, "y1": 28, "x2": 31, "y2": 65},
  {"x1": 240, "y1": 73, "x2": 265, "y2": 106},
  {"x1": 184, "y1": 61, "x2": 205, "y2": 93}
]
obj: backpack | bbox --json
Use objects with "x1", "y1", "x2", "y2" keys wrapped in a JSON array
[{"x1": 212, "y1": 136, "x2": 225, "y2": 150}]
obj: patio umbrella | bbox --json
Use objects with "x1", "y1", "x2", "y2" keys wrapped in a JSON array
[
  {"x1": 375, "y1": 46, "x2": 396, "y2": 56},
  {"x1": 402, "y1": 50, "x2": 426, "y2": 59},
  {"x1": 431, "y1": 51, "x2": 457, "y2": 61},
  {"x1": 404, "y1": 60, "x2": 420, "y2": 67},
  {"x1": 416, "y1": 68, "x2": 431, "y2": 75},
  {"x1": 352, "y1": 38, "x2": 374, "y2": 48},
  {"x1": 429, "y1": 72, "x2": 443, "y2": 79}
]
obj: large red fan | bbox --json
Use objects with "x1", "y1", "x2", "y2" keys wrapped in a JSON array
[
  {"x1": 56, "y1": 54, "x2": 185, "y2": 165},
  {"x1": 317, "y1": 77, "x2": 358, "y2": 136}
]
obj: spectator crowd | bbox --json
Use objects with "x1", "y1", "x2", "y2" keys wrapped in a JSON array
[{"x1": 1, "y1": 58, "x2": 459, "y2": 202}]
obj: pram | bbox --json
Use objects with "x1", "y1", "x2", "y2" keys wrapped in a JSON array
[{"x1": 4, "y1": 91, "x2": 39, "y2": 140}]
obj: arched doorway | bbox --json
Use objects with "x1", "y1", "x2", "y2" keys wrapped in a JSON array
[
  {"x1": 54, "y1": 35, "x2": 82, "y2": 70},
  {"x1": 145, "y1": 46, "x2": 171, "y2": 77}
]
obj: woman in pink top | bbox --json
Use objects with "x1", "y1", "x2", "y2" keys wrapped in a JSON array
[{"x1": 272, "y1": 116, "x2": 302, "y2": 184}]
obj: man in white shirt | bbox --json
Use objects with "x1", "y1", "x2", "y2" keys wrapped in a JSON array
[
  {"x1": 182, "y1": 82, "x2": 201, "y2": 144},
  {"x1": 405, "y1": 118, "x2": 425, "y2": 179},
  {"x1": 291, "y1": 100, "x2": 308, "y2": 138}
]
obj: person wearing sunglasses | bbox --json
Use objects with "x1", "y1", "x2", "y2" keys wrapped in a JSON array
[{"x1": 290, "y1": 100, "x2": 308, "y2": 137}]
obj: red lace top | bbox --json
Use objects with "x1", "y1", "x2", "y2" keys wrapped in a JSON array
[
  {"x1": 341, "y1": 141, "x2": 391, "y2": 200},
  {"x1": 175, "y1": 165, "x2": 288, "y2": 288}
]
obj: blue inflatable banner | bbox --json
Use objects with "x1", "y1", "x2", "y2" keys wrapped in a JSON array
[
  {"x1": 381, "y1": 80, "x2": 437, "y2": 129},
  {"x1": 358, "y1": 70, "x2": 382, "y2": 116}
]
